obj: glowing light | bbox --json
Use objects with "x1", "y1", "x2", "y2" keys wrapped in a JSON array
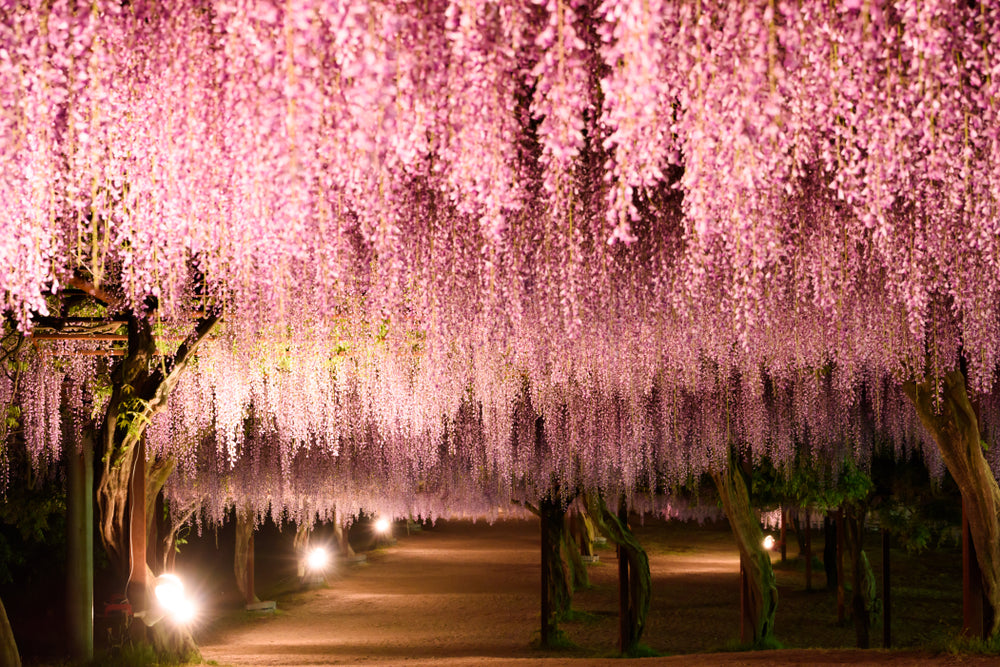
[
  {"x1": 152, "y1": 573, "x2": 197, "y2": 625},
  {"x1": 306, "y1": 547, "x2": 330, "y2": 572},
  {"x1": 173, "y1": 599, "x2": 198, "y2": 625},
  {"x1": 153, "y1": 573, "x2": 185, "y2": 611},
  {"x1": 762, "y1": 535, "x2": 775, "y2": 550},
  {"x1": 375, "y1": 517, "x2": 391, "y2": 534}
]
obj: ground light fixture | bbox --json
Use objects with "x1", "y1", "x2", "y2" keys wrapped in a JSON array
[
  {"x1": 762, "y1": 534, "x2": 775, "y2": 550},
  {"x1": 135, "y1": 573, "x2": 198, "y2": 626},
  {"x1": 375, "y1": 517, "x2": 391, "y2": 534},
  {"x1": 306, "y1": 546, "x2": 331, "y2": 573}
]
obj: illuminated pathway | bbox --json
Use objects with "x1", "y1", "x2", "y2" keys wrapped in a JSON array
[{"x1": 197, "y1": 519, "x2": 990, "y2": 667}]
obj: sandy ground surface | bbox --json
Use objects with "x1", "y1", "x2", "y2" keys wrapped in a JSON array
[{"x1": 197, "y1": 519, "x2": 996, "y2": 667}]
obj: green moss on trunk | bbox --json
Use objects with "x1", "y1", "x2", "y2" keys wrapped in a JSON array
[{"x1": 711, "y1": 457, "x2": 779, "y2": 648}]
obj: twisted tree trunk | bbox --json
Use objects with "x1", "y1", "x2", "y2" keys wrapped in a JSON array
[
  {"x1": 583, "y1": 493, "x2": 651, "y2": 655},
  {"x1": 904, "y1": 370, "x2": 1000, "y2": 638},
  {"x1": 0, "y1": 595, "x2": 20, "y2": 667},
  {"x1": 145, "y1": 457, "x2": 176, "y2": 574},
  {"x1": 96, "y1": 309, "x2": 220, "y2": 577},
  {"x1": 235, "y1": 505, "x2": 258, "y2": 605},
  {"x1": 294, "y1": 522, "x2": 312, "y2": 579},
  {"x1": 711, "y1": 457, "x2": 779, "y2": 648}
]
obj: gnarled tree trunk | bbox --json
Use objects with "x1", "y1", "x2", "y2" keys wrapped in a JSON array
[
  {"x1": 583, "y1": 493, "x2": 651, "y2": 655},
  {"x1": 711, "y1": 457, "x2": 779, "y2": 648},
  {"x1": 145, "y1": 457, "x2": 176, "y2": 574},
  {"x1": 562, "y1": 511, "x2": 589, "y2": 591},
  {"x1": 294, "y1": 522, "x2": 312, "y2": 579},
  {"x1": 904, "y1": 370, "x2": 1000, "y2": 638},
  {"x1": 234, "y1": 505, "x2": 258, "y2": 605},
  {"x1": 96, "y1": 307, "x2": 220, "y2": 578},
  {"x1": 0, "y1": 594, "x2": 20, "y2": 667}
]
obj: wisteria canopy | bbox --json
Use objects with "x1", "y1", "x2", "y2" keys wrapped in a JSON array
[{"x1": 3, "y1": 0, "x2": 1000, "y2": 521}]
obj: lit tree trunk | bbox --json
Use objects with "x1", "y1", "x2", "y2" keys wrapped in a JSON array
[
  {"x1": 96, "y1": 308, "x2": 220, "y2": 578},
  {"x1": 842, "y1": 502, "x2": 878, "y2": 648},
  {"x1": 562, "y1": 511, "x2": 589, "y2": 591},
  {"x1": 161, "y1": 501, "x2": 198, "y2": 573},
  {"x1": 0, "y1": 595, "x2": 20, "y2": 667},
  {"x1": 294, "y1": 522, "x2": 311, "y2": 579},
  {"x1": 145, "y1": 457, "x2": 176, "y2": 574},
  {"x1": 583, "y1": 493, "x2": 651, "y2": 655},
  {"x1": 711, "y1": 457, "x2": 778, "y2": 648},
  {"x1": 904, "y1": 370, "x2": 1000, "y2": 638},
  {"x1": 568, "y1": 504, "x2": 597, "y2": 559},
  {"x1": 333, "y1": 509, "x2": 356, "y2": 560},
  {"x1": 235, "y1": 505, "x2": 258, "y2": 605}
]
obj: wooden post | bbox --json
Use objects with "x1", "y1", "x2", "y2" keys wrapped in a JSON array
[
  {"x1": 804, "y1": 510, "x2": 812, "y2": 592},
  {"x1": 779, "y1": 509, "x2": 787, "y2": 564},
  {"x1": 540, "y1": 514, "x2": 549, "y2": 647},
  {"x1": 67, "y1": 431, "x2": 94, "y2": 661},
  {"x1": 882, "y1": 528, "x2": 891, "y2": 648},
  {"x1": 962, "y1": 500, "x2": 985, "y2": 639},
  {"x1": 617, "y1": 501, "x2": 630, "y2": 654},
  {"x1": 127, "y1": 439, "x2": 147, "y2": 640},
  {"x1": 836, "y1": 508, "x2": 845, "y2": 623}
]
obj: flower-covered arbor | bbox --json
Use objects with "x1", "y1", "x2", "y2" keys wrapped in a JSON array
[{"x1": 2, "y1": 0, "x2": 1000, "y2": 660}]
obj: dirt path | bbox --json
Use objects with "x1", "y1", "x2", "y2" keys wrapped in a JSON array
[{"x1": 197, "y1": 519, "x2": 995, "y2": 667}]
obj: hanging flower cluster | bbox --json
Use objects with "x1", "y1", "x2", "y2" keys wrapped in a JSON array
[{"x1": 3, "y1": 1, "x2": 1000, "y2": 516}]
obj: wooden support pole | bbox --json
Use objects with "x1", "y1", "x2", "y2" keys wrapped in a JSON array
[
  {"x1": 67, "y1": 431, "x2": 94, "y2": 661},
  {"x1": 540, "y1": 514, "x2": 549, "y2": 647},
  {"x1": 779, "y1": 509, "x2": 787, "y2": 564},
  {"x1": 836, "y1": 508, "x2": 845, "y2": 623},
  {"x1": 127, "y1": 439, "x2": 147, "y2": 641},
  {"x1": 804, "y1": 511, "x2": 812, "y2": 592},
  {"x1": 882, "y1": 528, "x2": 891, "y2": 648}
]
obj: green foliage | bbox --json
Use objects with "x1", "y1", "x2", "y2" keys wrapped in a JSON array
[
  {"x1": 620, "y1": 643, "x2": 661, "y2": 658},
  {"x1": 945, "y1": 634, "x2": 1000, "y2": 655},
  {"x1": 718, "y1": 635, "x2": 784, "y2": 652},
  {"x1": 752, "y1": 453, "x2": 873, "y2": 511},
  {"x1": 0, "y1": 480, "x2": 66, "y2": 584},
  {"x1": 96, "y1": 641, "x2": 200, "y2": 667},
  {"x1": 115, "y1": 385, "x2": 151, "y2": 438},
  {"x1": 529, "y1": 627, "x2": 576, "y2": 651}
]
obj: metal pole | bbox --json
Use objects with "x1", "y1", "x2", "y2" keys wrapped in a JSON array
[
  {"x1": 882, "y1": 528, "x2": 891, "y2": 648},
  {"x1": 67, "y1": 431, "x2": 94, "y2": 661},
  {"x1": 804, "y1": 510, "x2": 812, "y2": 592},
  {"x1": 836, "y1": 508, "x2": 845, "y2": 623},
  {"x1": 540, "y1": 511, "x2": 549, "y2": 647},
  {"x1": 618, "y1": 501, "x2": 629, "y2": 654},
  {"x1": 779, "y1": 509, "x2": 787, "y2": 564}
]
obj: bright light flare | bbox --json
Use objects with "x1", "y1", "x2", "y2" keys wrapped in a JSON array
[
  {"x1": 374, "y1": 517, "x2": 391, "y2": 534},
  {"x1": 153, "y1": 573, "x2": 197, "y2": 625},
  {"x1": 173, "y1": 599, "x2": 198, "y2": 625},
  {"x1": 762, "y1": 535, "x2": 775, "y2": 550},
  {"x1": 154, "y1": 573, "x2": 185, "y2": 610},
  {"x1": 306, "y1": 546, "x2": 330, "y2": 572}
]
